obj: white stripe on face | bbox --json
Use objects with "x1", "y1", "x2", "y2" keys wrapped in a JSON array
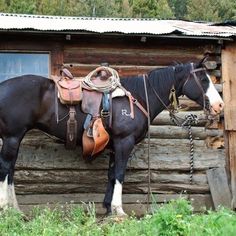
[
  {"x1": 206, "y1": 75, "x2": 223, "y2": 105},
  {"x1": 206, "y1": 74, "x2": 224, "y2": 114}
]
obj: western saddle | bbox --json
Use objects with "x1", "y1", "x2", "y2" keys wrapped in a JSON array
[{"x1": 51, "y1": 66, "x2": 148, "y2": 160}]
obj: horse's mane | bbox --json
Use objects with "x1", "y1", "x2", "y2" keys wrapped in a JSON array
[{"x1": 120, "y1": 63, "x2": 192, "y2": 103}]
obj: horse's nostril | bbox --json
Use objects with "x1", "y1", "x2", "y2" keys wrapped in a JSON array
[{"x1": 219, "y1": 103, "x2": 224, "y2": 109}]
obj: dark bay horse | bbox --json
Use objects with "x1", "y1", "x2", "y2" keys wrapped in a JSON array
[{"x1": 0, "y1": 59, "x2": 224, "y2": 215}]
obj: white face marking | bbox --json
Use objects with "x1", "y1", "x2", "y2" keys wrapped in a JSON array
[
  {"x1": 111, "y1": 179, "x2": 126, "y2": 216},
  {"x1": 0, "y1": 175, "x2": 8, "y2": 209},
  {"x1": 205, "y1": 74, "x2": 223, "y2": 105}
]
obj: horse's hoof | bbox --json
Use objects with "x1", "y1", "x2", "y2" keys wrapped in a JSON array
[{"x1": 111, "y1": 205, "x2": 128, "y2": 218}]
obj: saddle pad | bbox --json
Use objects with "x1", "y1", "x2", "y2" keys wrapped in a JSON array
[
  {"x1": 81, "y1": 89, "x2": 103, "y2": 116},
  {"x1": 112, "y1": 87, "x2": 126, "y2": 98}
]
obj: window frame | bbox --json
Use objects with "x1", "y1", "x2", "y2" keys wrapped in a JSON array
[{"x1": 0, "y1": 50, "x2": 51, "y2": 82}]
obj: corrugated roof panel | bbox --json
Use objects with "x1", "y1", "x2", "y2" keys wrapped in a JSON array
[{"x1": 0, "y1": 13, "x2": 235, "y2": 38}]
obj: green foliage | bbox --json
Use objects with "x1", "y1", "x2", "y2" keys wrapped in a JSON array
[
  {"x1": 0, "y1": 0, "x2": 7, "y2": 12},
  {"x1": 132, "y1": 0, "x2": 174, "y2": 18},
  {"x1": 0, "y1": 199, "x2": 236, "y2": 236},
  {"x1": 0, "y1": 0, "x2": 235, "y2": 21},
  {"x1": 168, "y1": 0, "x2": 188, "y2": 19},
  {"x1": 8, "y1": 0, "x2": 37, "y2": 14},
  {"x1": 187, "y1": 0, "x2": 220, "y2": 22}
]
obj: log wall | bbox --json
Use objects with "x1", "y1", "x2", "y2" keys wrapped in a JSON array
[{"x1": 0, "y1": 33, "x2": 226, "y2": 214}]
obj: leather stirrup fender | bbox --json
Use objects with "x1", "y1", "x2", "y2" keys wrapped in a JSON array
[{"x1": 82, "y1": 118, "x2": 109, "y2": 159}]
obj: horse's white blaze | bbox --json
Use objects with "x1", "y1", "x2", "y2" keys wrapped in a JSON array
[
  {"x1": 111, "y1": 179, "x2": 126, "y2": 216},
  {"x1": 206, "y1": 75, "x2": 224, "y2": 114},
  {"x1": 0, "y1": 175, "x2": 8, "y2": 208}
]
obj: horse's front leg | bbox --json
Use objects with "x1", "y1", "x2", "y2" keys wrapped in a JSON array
[
  {"x1": 111, "y1": 136, "x2": 134, "y2": 216},
  {"x1": 103, "y1": 151, "x2": 115, "y2": 215},
  {"x1": 0, "y1": 137, "x2": 21, "y2": 210}
]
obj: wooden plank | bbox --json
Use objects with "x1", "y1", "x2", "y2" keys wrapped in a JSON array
[
  {"x1": 14, "y1": 170, "x2": 207, "y2": 184},
  {"x1": 222, "y1": 45, "x2": 236, "y2": 208},
  {"x1": 152, "y1": 111, "x2": 209, "y2": 126},
  {"x1": 149, "y1": 125, "x2": 223, "y2": 139},
  {"x1": 63, "y1": 46, "x2": 204, "y2": 67},
  {"x1": 228, "y1": 132, "x2": 236, "y2": 209},
  {"x1": 207, "y1": 167, "x2": 232, "y2": 209},
  {"x1": 18, "y1": 194, "x2": 213, "y2": 215},
  {"x1": 14, "y1": 137, "x2": 225, "y2": 171},
  {"x1": 15, "y1": 181, "x2": 210, "y2": 195},
  {"x1": 222, "y1": 45, "x2": 236, "y2": 131}
]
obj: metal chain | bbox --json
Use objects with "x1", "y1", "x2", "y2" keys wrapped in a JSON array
[{"x1": 170, "y1": 113, "x2": 198, "y2": 185}]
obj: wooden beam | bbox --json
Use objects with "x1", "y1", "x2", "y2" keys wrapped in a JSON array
[
  {"x1": 222, "y1": 44, "x2": 236, "y2": 208},
  {"x1": 207, "y1": 167, "x2": 232, "y2": 209}
]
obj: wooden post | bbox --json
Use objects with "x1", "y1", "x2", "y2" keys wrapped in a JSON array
[
  {"x1": 222, "y1": 43, "x2": 236, "y2": 208},
  {"x1": 207, "y1": 167, "x2": 231, "y2": 209}
]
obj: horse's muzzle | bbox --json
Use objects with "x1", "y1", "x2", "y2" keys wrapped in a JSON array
[{"x1": 210, "y1": 101, "x2": 224, "y2": 115}]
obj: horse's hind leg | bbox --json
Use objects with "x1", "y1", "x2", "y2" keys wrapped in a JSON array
[{"x1": 0, "y1": 136, "x2": 21, "y2": 209}]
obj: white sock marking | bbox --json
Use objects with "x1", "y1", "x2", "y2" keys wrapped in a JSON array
[
  {"x1": 111, "y1": 179, "x2": 126, "y2": 216},
  {"x1": 0, "y1": 175, "x2": 8, "y2": 208}
]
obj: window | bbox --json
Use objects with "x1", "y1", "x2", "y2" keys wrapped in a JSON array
[{"x1": 0, "y1": 52, "x2": 50, "y2": 82}]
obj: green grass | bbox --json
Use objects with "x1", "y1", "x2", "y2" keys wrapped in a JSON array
[{"x1": 0, "y1": 198, "x2": 236, "y2": 236}]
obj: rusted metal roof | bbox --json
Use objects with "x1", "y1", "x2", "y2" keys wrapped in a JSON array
[{"x1": 0, "y1": 13, "x2": 236, "y2": 39}]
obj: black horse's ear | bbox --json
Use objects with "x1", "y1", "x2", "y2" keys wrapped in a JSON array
[{"x1": 197, "y1": 54, "x2": 217, "y2": 70}]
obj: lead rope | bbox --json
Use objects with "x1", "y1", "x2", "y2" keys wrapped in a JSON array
[
  {"x1": 170, "y1": 113, "x2": 198, "y2": 184},
  {"x1": 142, "y1": 75, "x2": 151, "y2": 212}
]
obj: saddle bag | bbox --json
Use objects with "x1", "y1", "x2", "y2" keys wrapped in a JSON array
[{"x1": 51, "y1": 75, "x2": 83, "y2": 105}]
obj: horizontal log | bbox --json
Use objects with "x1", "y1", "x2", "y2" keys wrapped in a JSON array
[
  {"x1": 63, "y1": 46, "x2": 204, "y2": 68},
  {"x1": 149, "y1": 125, "x2": 223, "y2": 139},
  {"x1": 14, "y1": 170, "x2": 207, "y2": 186},
  {"x1": 64, "y1": 63, "x2": 160, "y2": 77},
  {"x1": 15, "y1": 137, "x2": 225, "y2": 171},
  {"x1": 15, "y1": 181, "x2": 209, "y2": 195},
  {"x1": 17, "y1": 193, "x2": 213, "y2": 213},
  {"x1": 152, "y1": 111, "x2": 208, "y2": 126}
]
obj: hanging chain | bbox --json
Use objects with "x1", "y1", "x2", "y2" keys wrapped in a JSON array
[{"x1": 170, "y1": 113, "x2": 198, "y2": 185}]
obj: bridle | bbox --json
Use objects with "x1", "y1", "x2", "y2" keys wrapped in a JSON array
[{"x1": 182, "y1": 63, "x2": 209, "y2": 113}]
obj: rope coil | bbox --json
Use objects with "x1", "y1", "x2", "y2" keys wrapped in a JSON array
[{"x1": 83, "y1": 66, "x2": 121, "y2": 92}]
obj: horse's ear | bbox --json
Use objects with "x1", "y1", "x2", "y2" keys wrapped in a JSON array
[{"x1": 197, "y1": 53, "x2": 217, "y2": 70}]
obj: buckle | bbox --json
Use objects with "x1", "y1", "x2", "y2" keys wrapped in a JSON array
[{"x1": 101, "y1": 109, "x2": 110, "y2": 118}]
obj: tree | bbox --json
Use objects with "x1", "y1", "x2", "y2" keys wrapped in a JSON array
[
  {"x1": 8, "y1": 0, "x2": 37, "y2": 14},
  {"x1": 0, "y1": 0, "x2": 7, "y2": 12},
  {"x1": 187, "y1": 0, "x2": 220, "y2": 22},
  {"x1": 132, "y1": 0, "x2": 174, "y2": 19},
  {"x1": 216, "y1": 0, "x2": 236, "y2": 21},
  {"x1": 168, "y1": 0, "x2": 188, "y2": 19}
]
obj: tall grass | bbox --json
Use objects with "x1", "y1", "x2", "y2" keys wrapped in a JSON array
[{"x1": 0, "y1": 198, "x2": 236, "y2": 236}]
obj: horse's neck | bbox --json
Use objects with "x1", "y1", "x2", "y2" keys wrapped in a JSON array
[{"x1": 147, "y1": 69, "x2": 177, "y2": 120}]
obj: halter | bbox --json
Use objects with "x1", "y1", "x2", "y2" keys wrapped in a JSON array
[{"x1": 182, "y1": 63, "x2": 208, "y2": 113}]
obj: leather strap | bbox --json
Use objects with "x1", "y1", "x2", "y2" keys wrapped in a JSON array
[{"x1": 66, "y1": 106, "x2": 77, "y2": 149}]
